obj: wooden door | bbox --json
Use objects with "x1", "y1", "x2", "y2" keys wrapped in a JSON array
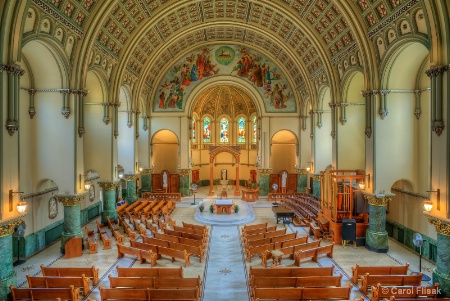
[
  {"x1": 169, "y1": 174, "x2": 179, "y2": 192},
  {"x1": 287, "y1": 174, "x2": 297, "y2": 193},
  {"x1": 152, "y1": 174, "x2": 162, "y2": 191}
]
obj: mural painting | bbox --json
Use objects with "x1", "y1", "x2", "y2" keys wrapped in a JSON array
[{"x1": 154, "y1": 45, "x2": 296, "y2": 113}]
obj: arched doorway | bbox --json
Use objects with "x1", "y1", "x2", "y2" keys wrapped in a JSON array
[
  {"x1": 151, "y1": 130, "x2": 179, "y2": 173},
  {"x1": 208, "y1": 146, "x2": 241, "y2": 196},
  {"x1": 270, "y1": 130, "x2": 297, "y2": 174}
]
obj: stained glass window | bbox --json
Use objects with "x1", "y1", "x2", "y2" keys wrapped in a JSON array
[
  {"x1": 253, "y1": 116, "x2": 257, "y2": 143},
  {"x1": 237, "y1": 117, "x2": 245, "y2": 143},
  {"x1": 203, "y1": 117, "x2": 211, "y2": 143},
  {"x1": 192, "y1": 117, "x2": 196, "y2": 142},
  {"x1": 220, "y1": 118, "x2": 229, "y2": 143}
]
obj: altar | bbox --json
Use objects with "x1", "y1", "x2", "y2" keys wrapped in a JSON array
[{"x1": 215, "y1": 199, "x2": 234, "y2": 215}]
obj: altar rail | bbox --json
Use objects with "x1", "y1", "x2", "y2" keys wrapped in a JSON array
[
  {"x1": 142, "y1": 192, "x2": 181, "y2": 202},
  {"x1": 268, "y1": 192, "x2": 303, "y2": 202}
]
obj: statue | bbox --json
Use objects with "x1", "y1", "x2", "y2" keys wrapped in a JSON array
[
  {"x1": 281, "y1": 171, "x2": 287, "y2": 187},
  {"x1": 162, "y1": 171, "x2": 168, "y2": 188}
]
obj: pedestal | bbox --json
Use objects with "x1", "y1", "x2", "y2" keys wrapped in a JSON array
[
  {"x1": 98, "y1": 181, "x2": 120, "y2": 224},
  {"x1": 364, "y1": 193, "x2": 394, "y2": 253},
  {"x1": 123, "y1": 174, "x2": 139, "y2": 204},
  {"x1": 56, "y1": 194, "x2": 84, "y2": 254}
]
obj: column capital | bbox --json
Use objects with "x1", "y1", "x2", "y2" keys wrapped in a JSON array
[
  {"x1": 258, "y1": 168, "x2": 272, "y2": 175},
  {"x1": 55, "y1": 194, "x2": 84, "y2": 206},
  {"x1": 363, "y1": 193, "x2": 394, "y2": 206},
  {"x1": 178, "y1": 169, "x2": 192, "y2": 176},
  {"x1": 424, "y1": 212, "x2": 450, "y2": 236},
  {"x1": 0, "y1": 215, "x2": 26, "y2": 238},
  {"x1": 140, "y1": 168, "x2": 153, "y2": 175},
  {"x1": 312, "y1": 174, "x2": 322, "y2": 181},
  {"x1": 98, "y1": 181, "x2": 121, "y2": 191},
  {"x1": 122, "y1": 174, "x2": 139, "y2": 181},
  {"x1": 295, "y1": 168, "x2": 309, "y2": 174}
]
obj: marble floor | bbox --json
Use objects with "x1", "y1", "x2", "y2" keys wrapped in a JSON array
[{"x1": 11, "y1": 186, "x2": 436, "y2": 301}]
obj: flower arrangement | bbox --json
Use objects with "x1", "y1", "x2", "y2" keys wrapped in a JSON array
[
  {"x1": 199, "y1": 204, "x2": 204, "y2": 212},
  {"x1": 209, "y1": 204, "x2": 214, "y2": 213},
  {"x1": 234, "y1": 204, "x2": 240, "y2": 213}
]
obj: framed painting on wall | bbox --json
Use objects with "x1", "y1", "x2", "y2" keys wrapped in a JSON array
[{"x1": 48, "y1": 197, "x2": 58, "y2": 219}]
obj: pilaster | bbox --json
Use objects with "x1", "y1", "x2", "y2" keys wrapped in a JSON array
[
  {"x1": 140, "y1": 168, "x2": 153, "y2": 193},
  {"x1": 364, "y1": 193, "x2": 394, "y2": 253},
  {"x1": 311, "y1": 175, "x2": 321, "y2": 197},
  {"x1": 0, "y1": 216, "x2": 25, "y2": 300},
  {"x1": 56, "y1": 194, "x2": 84, "y2": 253},
  {"x1": 98, "y1": 181, "x2": 120, "y2": 224},
  {"x1": 178, "y1": 169, "x2": 192, "y2": 196},
  {"x1": 122, "y1": 174, "x2": 139, "y2": 204},
  {"x1": 424, "y1": 213, "x2": 450, "y2": 296},
  {"x1": 295, "y1": 168, "x2": 308, "y2": 193},
  {"x1": 258, "y1": 168, "x2": 272, "y2": 196}
]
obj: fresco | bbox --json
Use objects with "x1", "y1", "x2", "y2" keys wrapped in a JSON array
[{"x1": 153, "y1": 45, "x2": 296, "y2": 113}]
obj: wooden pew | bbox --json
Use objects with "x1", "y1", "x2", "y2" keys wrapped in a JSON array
[
  {"x1": 96, "y1": 220, "x2": 112, "y2": 250},
  {"x1": 154, "y1": 232, "x2": 207, "y2": 249},
  {"x1": 106, "y1": 216, "x2": 125, "y2": 244},
  {"x1": 250, "y1": 275, "x2": 342, "y2": 295},
  {"x1": 116, "y1": 266, "x2": 183, "y2": 278},
  {"x1": 130, "y1": 240, "x2": 191, "y2": 267},
  {"x1": 27, "y1": 274, "x2": 90, "y2": 294},
  {"x1": 10, "y1": 285, "x2": 80, "y2": 301},
  {"x1": 244, "y1": 229, "x2": 287, "y2": 243},
  {"x1": 116, "y1": 202, "x2": 128, "y2": 214},
  {"x1": 142, "y1": 236, "x2": 205, "y2": 262},
  {"x1": 242, "y1": 222, "x2": 268, "y2": 234},
  {"x1": 295, "y1": 243, "x2": 334, "y2": 266},
  {"x1": 173, "y1": 225, "x2": 208, "y2": 237},
  {"x1": 164, "y1": 228, "x2": 204, "y2": 241},
  {"x1": 247, "y1": 236, "x2": 308, "y2": 263},
  {"x1": 117, "y1": 244, "x2": 155, "y2": 264},
  {"x1": 40, "y1": 264, "x2": 100, "y2": 285},
  {"x1": 262, "y1": 240, "x2": 321, "y2": 267},
  {"x1": 244, "y1": 232, "x2": 298, "y2": 251},
  {"x1": 371, "y1": 283, "x2": 440, "y2": 301},
  {"x1": 100, "y1": 286, "x2": 198, "y2": 301},
  {"x1": 249, "y1": 266, "x2": 335, "y2": 285},
  {"x1": 351, "y1": 263, "x2": 409, "y2": 283},
  {"x1": 243, "y1": 226, "x2": 277, "y2": 237},
  {"x1": 84, "y1": 226, "x2": 98, "y2": 254},
  {"x1": 253, "y1": 287, "x2": 302, "y2": 300},
  {"x1": 360, "y1": 273, "x2": 423, "y2": 294},
  {"x1": 302, "y1": 284, "x2": 352, "y2": 300},
  {"x1": 182, "y1": 221, "x2": 208, "y2": 231}
]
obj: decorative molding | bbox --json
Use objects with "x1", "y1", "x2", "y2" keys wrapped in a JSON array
[
  {"x1": 330, "y1": 130, "x2": 336, "y2": 139},
  {"x1": 61, "y1": 107, "x2": 70, "y2": 119},
  {"x1": 0, "y1": 215, "x2": 26, "y2": 238},
  {"x1": 178, "y1": 169, "x2": 192, "y2": 176},
  {"x1": 22, "y1": 187, "x2": 59, "y2": 200},
  {"x1": 312, "y1": 175, "x2": 321, "y2": 181},
  {"x1": 368, "y1": 0, "x2": 420, "y2": 39},
  {"x1": 122, "y1": 174, "x2": 139, "y2": 181},
  {"x1": 425, "y1": 65, "x2": 448, "y2": 77},
  {"x1": 379, "y1": 108, "x2": 388, "y2": 120},
  {"x1": 98, "y1": 181, "x2": 121, "y2": 191},
  {"x1": 331, "y1": 42, "x2": 358, "y2": 65},
  {"x1": 78, "y1": 127, "x2": 85, "y2": 138},
  {"x1": 364, "y1": 127, "x2": 372, "y2": 138},
  {"x1": 140, "y1": 169, "x2": 153, "y2": 175},
  {"x1": 258, "y1": 168, "x2": 272, "y2": 175},
  {"x1": 295, "y1": 168, "x2": 309, "y2": 175},
  {"x1": 55, "y1": 194, "x2": 84, "y2": 207},
  {"x1": 20, "y1": 88, "x2": 88, "y2": 95},
  {"x1": 0, "y1": 64, "x2": 25, "y2": 76},
  {"x1": 424, "y1": 212, "x2": 450, "y2": 236},
  {"x1": 432, "y1": 120, "x2": 445, "y2": 136},
  {"x1": 364, "y1": 193, "x2": 394, "y2": 206},
  {"x1": 5, "y1": 119, "x2": 19, "y2": 136}
]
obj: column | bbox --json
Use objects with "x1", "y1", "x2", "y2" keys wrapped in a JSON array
[
  {"x1": 209, "y1": 161, "x2": 214, "y2": 196},
  {"x1": 425, "y1": 214, "x2": 450, "y2": 296},
  {"x1": 56, "y1": 194, "x2": 84, "y2": 254},
  {"x1": 311, "y1": 175, "x2": 321, "y2": 197},
  {"x1": 178, "y1": 169, "x2": 192, "y2": 196},
  {"x1": 140, "y1": 168, "x2": 153, "y2": 193},
  {"x1": 363, "y1": 193, "x2": 394, "y2": 253},
  {"x1": 234, "y1": 160, "x2": 240, "y2": 196},
  {"x1": 98, "y1": 181, "x2": 120, "y2": 224},
  {"x1": 0, "y1": 216, "x2": 25, "y2": 300},
  {"x1": 258, "y1": 168, "x2": 272, "y2": 196},
  {"x1": 123, "y1": 174, "x2": 139, "y2": 204},
  {"x1": 295, "y1": 168, "x2": 308, "y2": 193}
]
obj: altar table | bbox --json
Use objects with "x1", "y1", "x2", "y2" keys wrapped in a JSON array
[{"x1": 215, "y1": 200, "x2": 233, "y2": 215}]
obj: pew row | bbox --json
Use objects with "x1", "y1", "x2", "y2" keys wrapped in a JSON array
[
  {"x1": 130, "y1": 240, "x2": 191, "y2": 267},
  {"x1": 351, "y1": 263, "x2": 409, "y2": 283},
  {"x1": 249, "y1": 266, "x2": 335, "y2": 285},
  {"x1": 26, "y1": 274, "x2": 90, "y2": 294},
  {"x1": 116, "y1": 266, "x2": 184, "y2": 278},
  {"x1": 295, "y1": 243, "x2": 334, "y2": 266},
  {"x1": 40, "y1": 264, "x2": 99, "y2": 285},
  {"x1": 96, "y1": 220, "x2": 112, "y2": 250},
  {"x1": 253, "y1": 284, "x2": 351, "y2": 301},
  {"x1": 142, "y1": 236, "x2": 205, "y2": 261},
  {"x1": 9, "y1": 285, "x2": 80, "y2": 301},
  {"x1": 99, "y1": 286, "x2": 198, "y2": 301},
  {"x1": 371, "y1": 283, "x2": 439, "y2": 301},
  {"x1": 360, "y1": 273, "x2": 423, "y2": 294}
]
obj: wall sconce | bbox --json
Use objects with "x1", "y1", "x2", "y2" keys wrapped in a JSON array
[
  {"x1": 115, "y1": 165, "x2": 124, "y2": 179},
  {"x1": 425, "y1": 189, "x2": 440, "y2": 211},
  {"x1": 358, "y1": 174, "x2": 370, "y2": 190},
  {"x1": 9, "y1": 190, "x2": 25, "y2": 213},
  {"x1": 306, "y1": 162, "x2": 313, "y2": 172},
  {"x1": 79, "y1": 174, "x2": 91, "y2": 190}
]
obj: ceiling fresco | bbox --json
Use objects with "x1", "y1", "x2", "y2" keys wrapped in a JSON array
[
  {"x1": 154, "y1": 44, "x2": 296, "y2": 113},
  {"x1": 29, "y1": 0, "x2": 426, "y2": 112}
]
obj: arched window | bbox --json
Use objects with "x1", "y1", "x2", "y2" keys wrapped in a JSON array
[
  {"x1": 192, "y1": 117, "x2": 196, "y2": 143},
  {"x1": 237, "y1": 117, "x2": 245, "y2": 143},
  {"x1": 252, "y1": 115, "x2": 257, "y2": 143},
  {"x1": 203, "y1": 117, "x2": 211, "y2": 143},
  {"x1": 219, "y1": 118, "x2": 229, "y2": 143}
]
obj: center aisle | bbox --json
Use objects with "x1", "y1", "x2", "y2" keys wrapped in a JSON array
[{"x1": 202, "y1": 225, "x2": 250, "y2": 301}]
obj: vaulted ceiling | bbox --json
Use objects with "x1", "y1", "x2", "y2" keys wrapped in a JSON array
[{"x1": 28, "y1": 0, "x2": 425, "y2": 109}]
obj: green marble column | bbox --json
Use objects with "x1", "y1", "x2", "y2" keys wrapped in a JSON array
[
  {"x1": 178, "y1": 169, "x2": 192, "y2": 196},
  {"x1": 295, "y1": 169, "x2": 308, "y2": 193},
  {"x1": 258, "y1": 169, "x2": 272, "y2": 196},
  {"x1": 312, "y1": 175, "x2": 321, "y2": 197},
  {"x1": 0, "y1": 216, "x2": 25, "y2": 300},
  {"x1": 140, "y1": 169, "x2": 153, "y2": 193},
  {"x1": 56, "y1": 194, "x2": 84, "y2": 254},
  {"x1": 98, "y1": 181, "x2": 120, "y2": 224},
  {"x1": 123, "y1": 174, "x2": 139, "y2": 204},
  {"x1": 364, "y1": 193, "x2": 394, "y2": 253},
  {"x1": 426, "y1": 214, "x2": 450, "y2": 296}
]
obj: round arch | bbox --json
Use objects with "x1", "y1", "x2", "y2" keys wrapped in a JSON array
[
  {"x1": 207, "y1": 146, "x2": 242, "y2": 197},
  {"x1": 151, "y1": 129, "x2": 179, "y2": 174},
  {"x1": 270, "y1": 130, "x2": 298, "y2": 174}
]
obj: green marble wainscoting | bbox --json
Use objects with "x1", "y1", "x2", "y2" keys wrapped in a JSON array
[
  {"x1": 140, "y1": 169, "x2": 153, "y2": 195},
  {"x1": 296, "y1": 172, "x2": 308, "y2": 193},
  {"x1": 311, "y1": 175, "x2": 321, "y2": 197},
  {"x1": 386, "y1": 219, "x2": 437, "y2": 261},
  {"x1": 17, "y1": 202, "x2": 100, "y2": 259},
  {"x1": 179, "y1": 170, "x2": 192, "y2": 196},
  {"x1": 258, "y1": 169, "x2": 271, "y2": 196}
]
